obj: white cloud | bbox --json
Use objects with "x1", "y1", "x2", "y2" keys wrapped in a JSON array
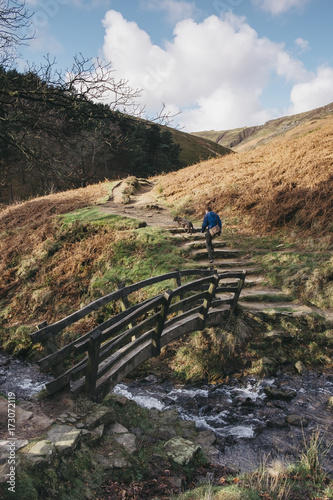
[
  {"x1": 101, "y1": 10, "x2": 312, "y2": 131},
  {"x1": 141, "y1": 0, "x2": 198, "y2": 23},
  {"x1": 289, "y1": 66, "x2": 333, "y2": 114},
  {"x1": 295, "y1": 37, "x2": 309, "y2": 52},
  {"x1": 252, "y1": 0, "x2": 312, "y2": 15}
]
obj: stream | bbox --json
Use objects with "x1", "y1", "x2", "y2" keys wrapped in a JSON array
[
  {"x1": 0, "y1": 352, "x2": 52, "y2": 400},
  {"x1": 114, "y1": 372, "x2": 333, "y2": 473},
  {"x1": 1, "y1": 351, "x2": 332, "y2": 474}
]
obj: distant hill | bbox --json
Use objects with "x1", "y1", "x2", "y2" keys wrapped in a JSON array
[{"x1": 192, "y1": 102, "x2": 333, "y2": 152}]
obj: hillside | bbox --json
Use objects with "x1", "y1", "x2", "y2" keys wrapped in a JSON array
[
  {"x1": 156, "y1": 113, "x2": 333, "y2": 236},
  {"x1": 193, "y1": 102, "x2": 333, "y2": 152},
  {"x1": 0, "y1": 67, "x2": 231, "y2": 205}
]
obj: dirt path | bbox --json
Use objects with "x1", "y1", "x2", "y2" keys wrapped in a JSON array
[{"x1": 99, "y1": 180, "x2": 178, "y2": 229}]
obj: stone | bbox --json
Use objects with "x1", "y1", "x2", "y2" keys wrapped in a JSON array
[
  {"x1": 295, "y1": 361, "x2": 309, "y2": 376},
  {"x1": 194, "y1": 430, "x2": 216, "y2": 447},
  {"x1": 94, "y1": 452, "x2": 129, "y2": 470},
  {"x1": 84, "y1": 406, "x2": 115, "y2": 430},
  {"x1": 0, "y1": 440, "x2": 28, "y2": 464},
  {"x1": 89, "y1": 424, "x2": 104, "y2": 443},
  {"x1": 264, "y1": 386, "x2": 297, "y2": 401},
  {"x1": 113, "y1": 433, "x2": 137, "y2": 454},
  {"x1": 164, "y1": 437, "x2": 201, "y2": 465},
  {"x1": 328, "y1": 396, "x2": 333, "y2": 409},
  {"x1": 105, "y1": 422, "x2": 129, "y2": 435},
  {"x1": 286, "y1": 414, "x2": 309, "y2": 427},
  {"x1": 47, "y1": 424, "x2": 81, "y2": 454},
  {"x1": 105, "y1": 393, "x2": 128, "y2": 406},
  {"x1": 67, "y1": 417, "x2": 77, "y2": 424},
  {"x1": 22, "y1": 440, "x2": 55, "y2": 464}
]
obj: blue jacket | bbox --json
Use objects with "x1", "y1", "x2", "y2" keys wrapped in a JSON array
[{"x1": 201, "y1": 211, "x2": 222, "y2": 233}]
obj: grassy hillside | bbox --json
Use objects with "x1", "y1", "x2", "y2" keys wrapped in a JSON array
[
  {"x1": 1, "y1": 109, "x2": 332, "y2": 359},
  {"x1": 169, "y1": 126, "x2": 233, "y2": 165},
  {"x1": 156, "y1": 114, "x2": 333, "y2": 237},
  {"x1": 193, "y1": 102, "x2": 333, "y2": 151}
]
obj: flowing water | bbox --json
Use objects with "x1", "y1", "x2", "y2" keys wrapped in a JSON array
[
  {"x1": 114, "y1": 373, "x2": 333, "y2": 473},
  {"x1": 0, "y1": 352, "x2": 52, "y2": 400}
]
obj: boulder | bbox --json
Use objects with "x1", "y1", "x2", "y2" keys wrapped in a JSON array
[
  {"x1": 295, "y1": 361, "x2": 309, "y2": 376},
  {"x1": 22, "y1": 440, "x2": 55, "y2": 465},
  {"x1": 113, "y1": 433, "x2": 137, "y2": 454},
  {"x1": 47, "y1": 424, "x2": 81, "y2": 454},
  {"x1": 286, "y1": 414, "x2": 309, "y2": 427},
  {"x1": 164, "y1": 437, "x2": 201, "y2": 465},
  {"x1": 84, "y1": 406, "x2": 115, "y2": 430},
  {"x1": 264, "y1": 386, "x2": 296, "y2": 401}
]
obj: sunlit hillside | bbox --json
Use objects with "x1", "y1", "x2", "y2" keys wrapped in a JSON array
[{"x1": 154, "y1": 115, "x2": 333, "y2": 238}]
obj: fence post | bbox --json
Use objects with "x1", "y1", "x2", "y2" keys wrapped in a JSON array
[
  {"x1": 152, "y1": 290, "x2": 172, "y2": 357},
  {"x1": 118, "y1": 282, "x2": 136, "y2": 336},
  {"x1": 230, "y1": 270, "x2": 247, "y2": 313},
  {"x1": 85, "y1": 329, "x2": 102, "y2": 400},
  {"x1": 198, "y1": 275, "x2": 219, "y2": 329},
  {"x1": 37, "y1": 321, "x2": 65, "y2": 377},
  {"x1": 174, "y1": 268, "x2": 184, "y2": 315}
]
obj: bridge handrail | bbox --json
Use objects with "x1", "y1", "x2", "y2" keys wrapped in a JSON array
[
  {"x1": 31, "y1": 268, "x2": 216, "y2": 344},
  {"x1": 34, "y1": 270, "x2": 246, "y2": 400}
]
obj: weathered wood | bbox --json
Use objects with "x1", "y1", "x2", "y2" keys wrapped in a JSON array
[
  {"x1": 152, "y1": 290, "x2": 172, "y2": 356},
  {"x1": 168, "y1": 291, "x2": 207, "y2": 316},
  {"x1": 37, "y1": 269, "x2": 246, "y2": 401},
  {"x1": 198, "y1": 275, "x2": 219, "y2": 329},
  {"x1": 85, "y1": 329, "x2": 102, "y2": 399},
  {"x1": 230, "y1": 270, "x2": 247, "y2": 312},
  {"x1": 38, "y1": 295, "x2": 159, "y2": 370}
]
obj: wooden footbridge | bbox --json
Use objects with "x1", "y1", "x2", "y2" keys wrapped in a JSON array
[{"x1": 31, "y1": 268, "x2": 246, "y2": 402}]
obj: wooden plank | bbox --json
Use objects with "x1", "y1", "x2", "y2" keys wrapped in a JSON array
[
  {"x1": 85, "y1": 329, "x2": 102, "y2": 399},
  {"x1": 31, "y1": 272, "x2": 180, "y2": 344},
  {"x1": 168, "y1": 291, "x2": 206, "y2": 316},
  {"x1": 38, "y1": 295, "x2": 160, "y2": 370},
  {"x1": 99, "y1": 295, "x2": 164, "y2": 344},
  {"x1": 45, "y1": 357, "x2": 87, "y2": 395},
  {"x1": 96, "y1": 330, "x2": 153, "y2": 381}
]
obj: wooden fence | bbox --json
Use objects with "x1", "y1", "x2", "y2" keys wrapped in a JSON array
[{"x1": 30, "y1": 268, "x2": 246, "y2": 402}]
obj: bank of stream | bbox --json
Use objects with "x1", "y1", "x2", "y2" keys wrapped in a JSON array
[
  {"x1": 1, "y1": 350, "x2": 332, "y2": 479},
  {"x1": 114, "y1": 371, "x2": 333, "y2": 475}
]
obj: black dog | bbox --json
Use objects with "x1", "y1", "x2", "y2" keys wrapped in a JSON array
[{"x1": 174, "y1": 216, "x2": 194, "y2": 234}]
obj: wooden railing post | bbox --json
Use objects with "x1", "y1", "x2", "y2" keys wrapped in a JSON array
[
  {"x1": 198, "y1": 275, "x2": 219, "y2": 329},
  {"x1": 230, "y1": 270, "x2": 247, "y2": 313},
  {"x1": 118, "y1": 282, "x2": 136, "y2": 334},
  {"x1": 85, "y1": 329, "x2": 102, "y2": 400},
  {"x1": 37, "y1": 321, "x2": 65, "y2": 377},
  {"x1": 152, "y1": 290, "x2": 172, "y2": 357},
  {"x1": 174, "y1": 268, "x2": 184, "y2": 315}
]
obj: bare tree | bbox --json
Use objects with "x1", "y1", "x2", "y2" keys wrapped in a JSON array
[{"x1": 0, "y1": 0, "x2": 33, "y2": 65}]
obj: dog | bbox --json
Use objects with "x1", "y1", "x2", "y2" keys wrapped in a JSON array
[{"x1": 174, "y1": 216, "x2": 194, "y2": 234}]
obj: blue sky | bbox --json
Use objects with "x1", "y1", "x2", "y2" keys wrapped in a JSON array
[{"x1": 19, "y1": 0, "x2": 333, "y2": 131}]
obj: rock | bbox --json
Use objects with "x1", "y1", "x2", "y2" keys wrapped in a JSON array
[
  {"x1": 295, "y1": 361, "x2": 309, "y2": 376},
  {"x1": 194, "y1": 430, "x2": 216, "y2": 447},
  {"x1": 113, "y1": 433, "x2": 137, "y2": 454},
  {"x1": 47, "y1": 424, "x2": 81, "y2": 454},
  {"x1": 22, "y1": 440, "x2": 55, "y2": 464},
  {"x1": 328, "y1": 396, "x2": 333, "y2": 409},
  {"x1": 286, "y1": 414, "x2": 309, "y2": 427},
  {"x1": 103, "y1": 393, "x2": 128, "y2": 406},
  {"x1": 264, "y1": 386, "x2": 297, "y2": 401},
  {"x1": 105, "y1": 422, "x2": 129, "y2": 435},
  {"x1": 84, "y1": 406, "x2": 115, "y2": 430},
  {"x1": 164, "y1": 437, "x2": 201, "y2": 465},
  {"x1": 89, "y1": 424, "x2": 104, "y2": 443},
  {"x1": 94, "y1": 452, "x2": 129, "y2": 470},
  {"x1": 0, "y1": 440, "x2": 28, "y2": 464}
]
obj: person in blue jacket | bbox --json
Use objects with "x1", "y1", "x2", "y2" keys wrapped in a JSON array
[{"x1": 201, "y1": 206, "x2": 222, "y2": 263}]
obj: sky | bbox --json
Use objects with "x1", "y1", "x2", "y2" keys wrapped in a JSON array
[{"x1": 17, "y1": 0, "x2": 333, "y2": 132}]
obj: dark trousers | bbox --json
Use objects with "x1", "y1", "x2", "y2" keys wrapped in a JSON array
[{"x1": 205, "y1": 231, "x2": 215, "y2": 260}]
